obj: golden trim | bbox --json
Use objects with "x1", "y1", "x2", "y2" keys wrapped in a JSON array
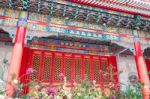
[
  {"x1": 33, "y1": 51, "x2": 42, "y2": 54},
  {"x1": 45, "y1": 52, "x2": 52, "y2": 55},
  {"x1": 55, "y1": 53, "x2": 62, "y2": 56},
  {"x1": 74, "y1": 55, "x2": 81, "y2": 58},
  {"x1": 65, "y1": 54, "x2": 72, "y2": 57}
]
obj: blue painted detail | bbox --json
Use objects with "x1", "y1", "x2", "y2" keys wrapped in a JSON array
[{"x1": 134, "y1": 36, "x2": 140, "y2": 41}]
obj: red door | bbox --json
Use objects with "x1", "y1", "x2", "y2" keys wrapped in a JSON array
[
  {"x1": 145, "y1": 58, "x2": 150, "y2": 79},
  {"x1": 20, "y1": 48, "x2": 118, "y2": 86}
]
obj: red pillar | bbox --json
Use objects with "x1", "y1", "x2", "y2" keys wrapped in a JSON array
[
  {"x1": 5, "y1": 27, "x2": 27, "y2": 98},
  {"x1": 134, "y1": 41, "x2": 150, "y2": 99}
]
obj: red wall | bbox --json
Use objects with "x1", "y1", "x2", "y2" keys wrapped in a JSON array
[
  {"x1": 145, "y1": 58, "x2": 150, "y2": 79},
  {"x1": 19, "y1": 47, "x2": 30, "y2": 94},
  {"x1": 19, "y1": 48, "x2": 119, "y2": 92}
]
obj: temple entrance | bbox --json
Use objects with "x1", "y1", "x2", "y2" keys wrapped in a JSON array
[{"x1": 20, "y1": 48, "x2": 118, "y2": 87}]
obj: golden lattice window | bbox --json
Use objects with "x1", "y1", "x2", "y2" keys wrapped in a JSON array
[
  {"x1": 54, "y1": 57, "x2": 62, "y2": 81},
  {"x1": 101, "y1": 60, "x2": 110, "y2": 84},
  {"x1": 42, "y1": 56, "x2": 52, "y2": 80},
  {"x1": 75, "y1": 59, "x2": 81, "y2": 82},
  {"x1": 64, "y1": 58, "x2": 71, "y2": 81},
  {"x1": 93, "y1": 60, "x2": 100, "y2": 83},
  {"x1": 84, "y1": 59, "x2": 90, "y2": 80},
  {"x1": 31, "y1": 55, "x2": 41, "y2": 80}
]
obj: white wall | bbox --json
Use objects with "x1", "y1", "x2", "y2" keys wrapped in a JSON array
[
  {"x1": 0, "y1": 44, "x2": 13, "y2": 89},
  {"x1": 117, "y1": 55, "x2": 138, "y2": 91}
]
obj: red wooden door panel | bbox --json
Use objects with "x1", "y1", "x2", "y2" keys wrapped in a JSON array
[
  {"x1": 145, "y1": 59, "x2": 150, "y2": 79},
  {"x1": 109, "y1": 56, "x2": 119, "y2": 84},
  {"x1": 23, "y1": 48, "x2": 118, "y2": 86},
  {"x1": 83, "y1": 55, "x2": 91, "y2": 80},
  {"x1": 42, "y1": 52, "x2": 53, "y2": 82},
  {"x1": 93, "y1": 56, "x2": 101, "y2": 84},
  {"x1": 53, "y1": 52, "x2": 63, "y2": 82},
  {"x1": 31, "y1": 51, "x2": 42, "y2": 81},
  {"x1": 100, "y1": 56, "x2": 110, "y2": 86},
  {"x1": 64, "y1": 54, "x2": 72, "y2": 82},
  {"x1": 74, "y1": 54, "x2": 82, "y2": 82}
]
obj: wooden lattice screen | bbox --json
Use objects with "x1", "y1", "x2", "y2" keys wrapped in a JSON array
[
  {"x1": 27, "y1": 49, "x2": 118, "y2": 85},
  {"x1": 42, "y1": 55, "x2": 52, "y2": 81},
  {"x1": 101, "y1": 57, "x2": 110, "y2": 84},
  {"x1": 31, "y1": 55, "x2": 41, "y2": 80},
  {"x1": 74, "y1": 55, "x2": 82, "y2": 82},
  {"x1": 93, "y1": 57, "x2": 100, "y2": 84},
  {"x1": 84, "y1": 56, "x2": 91, "y2": 80},
  {"x1": 64, "y1": 54, "x2": 72, "y2": 81},
  {"x1": 54, "y1": 53, "x2": 62, "y2": 82}
]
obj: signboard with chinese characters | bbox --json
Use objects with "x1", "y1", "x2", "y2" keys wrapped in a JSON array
[
  {"x1": 26, "y1": 23, "x2": 127, "y2": 42},
  {"x1": 26, "y1": 22, "x2": 150, "y2": 45}
]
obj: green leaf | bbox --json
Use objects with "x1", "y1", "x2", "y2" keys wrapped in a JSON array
[
  {"x1": 21, "y1": 94, "x2": 30, "y2": 99},
  {"x1": 17, "y1": 84, "x2": 23, "y2": 89}
]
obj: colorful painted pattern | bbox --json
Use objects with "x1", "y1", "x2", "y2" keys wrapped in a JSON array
[{"x1": 0, "y1": 9, "x2": 150, "y2": 45}]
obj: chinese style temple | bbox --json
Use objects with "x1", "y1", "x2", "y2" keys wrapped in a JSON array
[{"x1": 0, "y1": 0, "x2": 150, "y2": 98}]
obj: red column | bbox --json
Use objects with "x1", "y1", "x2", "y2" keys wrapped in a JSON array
[
  {"x1": 134, "y1": 41, "x2": 150, "y2": 99},
  {"x1": 5, "y1": 27, "x2": 27, "y2": 98}
]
